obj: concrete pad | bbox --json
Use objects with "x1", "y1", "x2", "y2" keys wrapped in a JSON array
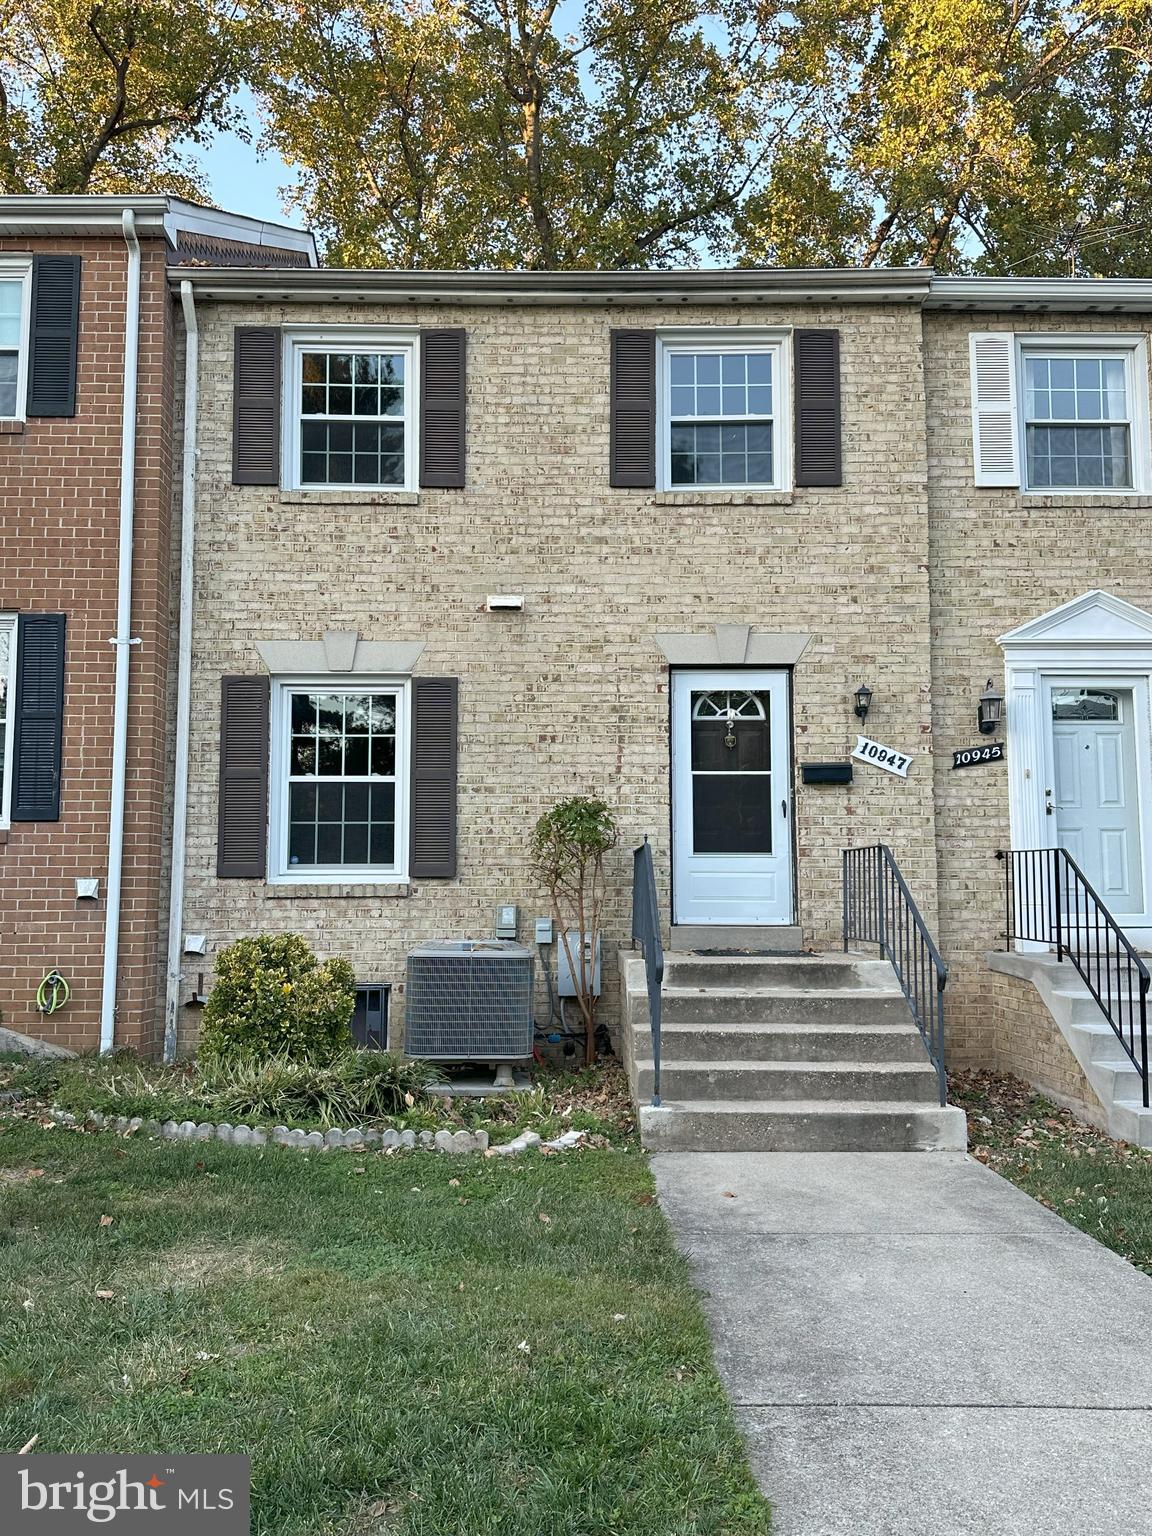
[
  {"x1": 680, "y1": 1227, "x2": 1152, "y2": 1407},
  {"x1": 651, "y1": 1151, "x2": 1071, "y2": 1236},
  {"x1": 654, "y1": 1152, "x2": 1152, "y2": 1532},
  {"x1": 740, "y1": 1405, "x2": 1152, "y2": 1536}
]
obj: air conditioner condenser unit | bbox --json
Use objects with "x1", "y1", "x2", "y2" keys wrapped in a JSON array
[{"x1": 404, "y1": 940, "x2": 534, "y2": 1062}]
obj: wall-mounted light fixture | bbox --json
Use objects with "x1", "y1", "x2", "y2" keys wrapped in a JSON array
[
  {"x1": 978, "y1": 678, "x2": 1004, "y2": 735},
  {"x1": 853, "y1": 683, "x2": 874, "y2": 724}
]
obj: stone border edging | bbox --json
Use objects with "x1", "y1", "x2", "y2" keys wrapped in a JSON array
[{"x1": 45, "y1": 1108, "x2": 585, "y2": 1157}]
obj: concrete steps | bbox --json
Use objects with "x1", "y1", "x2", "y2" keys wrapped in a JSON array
[
  {"x1": 639, "y1": 1100, "x2": 964, "y2": 1153},
  {"x1": 633, "y1": 1058, "x2": 941, "y2": 1103},
  {"x1": 619, "y1": 949, "x2": 966, "y2": 1153},
  {"x1": 988, "y1": 950, "x2": 1152, "y2": 1146}
]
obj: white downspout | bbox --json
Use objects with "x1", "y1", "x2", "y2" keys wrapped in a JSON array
[
  {"x1": 98, "y1": 209, "x2": 142, "y2": 1053},
  {"x1": 163, "y1": 280, "x2": 198, "y2": 1062}
]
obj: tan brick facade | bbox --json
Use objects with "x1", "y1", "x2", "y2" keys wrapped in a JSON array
[
  {"x1": 0, "y1": 233, "x2": 174, "y2": 1053},
  {"x1": 924, "y1": 308, "x2": 1152, "y2": 1070},
  {"x1": 179, "y1": 296, "x2": 940, "y2": 1045}
]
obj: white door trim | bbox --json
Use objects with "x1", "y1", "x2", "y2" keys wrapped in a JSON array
[
  {"x1": 670, "y1": 668, "x2": 794, "y2": 926},
  {"x1": 1000, "y1": 591, "x2": 1152, "y2": 945}
]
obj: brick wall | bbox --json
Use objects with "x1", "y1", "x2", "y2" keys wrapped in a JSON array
[
  {"x1": 179, "y1": 298, "x2": 938, "y2": 1045},
  {"x1": 0, "y1": 234, "x2": 174, "y2": 1053},
  {"x1": 988, "y1": 967, "x2": 1102, "y2": 1128}
]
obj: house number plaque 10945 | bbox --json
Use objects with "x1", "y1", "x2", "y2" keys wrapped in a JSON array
[{"x1": 951, "y1": 742, "x2": 1005, "y2": 770}]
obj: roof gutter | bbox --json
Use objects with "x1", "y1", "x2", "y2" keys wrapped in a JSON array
[
  {"x1": 169, "y1": 266, "x2": 932, "y2": 306},
  {"x1": 99, "y1": 208, "x2": 142, "y2": 1054},
  {"x1": 928, "y1": 277, "x2": 1152, "y2": 313},
  {"x1": 0, "y1": 196, "x2": 172, "y2": 240}
]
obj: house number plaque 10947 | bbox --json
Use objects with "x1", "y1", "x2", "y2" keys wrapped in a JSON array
[{"x1": 951, "y1": 742, "x2": 1005, "y2": 770}]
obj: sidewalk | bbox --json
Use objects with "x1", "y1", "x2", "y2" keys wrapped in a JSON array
[{"x1": 652, "y1": 1151, "x2": 1152, "y2": 1536}]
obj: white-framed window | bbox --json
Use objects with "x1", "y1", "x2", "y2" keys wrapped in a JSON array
[
  {"x1": 658, "y1": 335, "x2": 788, "y2": 491},
  {"x1": 0, "y1": 259, "x2": 32, "y2": 421},
  {"x1": 1018, "y1": 336, "x2": 1151, "y2": 493},
  {"x1": 0, "y1": 615, "x2": 17, "y2": 826},
  {"x1": 283, "y1": 331, "x2": 417, "y2": 491},
  {"x1": 268, "y1": 679, "x2": 409, "y2": 883}
]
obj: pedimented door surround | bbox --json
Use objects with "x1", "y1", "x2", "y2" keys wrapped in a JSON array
[{"x1": 999, "y1": 591, "x2": 1152, "y2": 942}]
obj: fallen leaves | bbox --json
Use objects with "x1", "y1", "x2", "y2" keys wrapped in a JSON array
[{"x1": 99, "y1": 1214, "x2": 114, "y2": 1227}]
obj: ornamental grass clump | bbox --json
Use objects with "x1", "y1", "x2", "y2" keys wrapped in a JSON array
[{"x1": 199, "y1": 934, "x2": 356, "y2": 1065}]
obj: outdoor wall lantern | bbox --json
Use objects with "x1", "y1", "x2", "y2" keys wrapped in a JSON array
[
  {"x1": 978, "y1": 678, "x2": 1005, "y2": 735},
  {"x1": 853, "y1": 683, "x2": 874, "y2": 724}
]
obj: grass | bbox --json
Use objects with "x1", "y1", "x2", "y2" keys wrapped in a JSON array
[
  {"x1": 951, "y1": 1068, "x2": 1152, "y2": 1274},
  {"x1": 0, "y1": 1118, "x2": 769, "y2": 1536}
]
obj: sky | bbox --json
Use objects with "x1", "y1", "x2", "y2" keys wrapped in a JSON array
[{"x1": 192, "y1": 87, "x2": 303, "y2": 227}]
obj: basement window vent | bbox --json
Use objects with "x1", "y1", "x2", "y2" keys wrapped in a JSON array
[{"x1": 352, "y1": 983, "x2": 390, "y2": 1050}]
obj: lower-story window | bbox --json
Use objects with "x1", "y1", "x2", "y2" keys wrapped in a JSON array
[
  {"x1": 270, "y1": 681, "x2": 409, "y2": 881},
  {"x1": 0, "y1": 615, "x2": 15, "y2": 825}
]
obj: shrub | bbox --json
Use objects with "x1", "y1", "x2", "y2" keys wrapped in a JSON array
[
  {"x1": 199, "y1": 934, "x2": 356, "y2": 1064},
  {"x1": 200, "y1": 1052, "x2": 444, "y2": 1127}
]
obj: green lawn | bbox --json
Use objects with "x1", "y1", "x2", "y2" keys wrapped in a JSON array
[
  {"x1": 0, "y1": 1119, "x2": 769, "y2": 1536},
  {"x1": 952, "y1": 1068, "x2": 1152, "y2": 1274}
]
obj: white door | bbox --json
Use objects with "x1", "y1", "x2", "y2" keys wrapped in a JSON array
[
  {"x1": 671, "y1": 669, "x2": 793, "y2": 925},
  {"x1": 1049, "y1": 682, "x2": 1145, "y2": 913}
]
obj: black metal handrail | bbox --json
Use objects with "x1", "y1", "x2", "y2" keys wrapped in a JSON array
[
  {"x1": 631, "y1": 838, "x2": 664, "y2": 1107},
  {"x1": 999, "y1": 847, "x2": 1150, "y2": 1108},
  {"x1": 843, "y1": 844, "x2": 948, "y2": 1105}
]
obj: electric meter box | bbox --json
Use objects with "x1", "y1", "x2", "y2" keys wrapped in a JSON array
[{"x1": 556, "y1": 931, "x2": 602, "y2": 997}]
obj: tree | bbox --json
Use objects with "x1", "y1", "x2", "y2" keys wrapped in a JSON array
[
  {"x1": 738, "y1": 0, "x2": 1152, "y2": 274},
  {"x1": 0, "y1": 0, "x2": 250, "y2": 196},
  {"x1": 530, "y1": 797, "x2": 618, "y2": 1066},
  {"x1": 251, "y1": 0, "x2": 787, "y2": 267}
]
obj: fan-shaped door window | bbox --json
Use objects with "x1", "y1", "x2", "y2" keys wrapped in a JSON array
[{"x1": 690, "y1": 690, "x2": 772, "y2": 853}]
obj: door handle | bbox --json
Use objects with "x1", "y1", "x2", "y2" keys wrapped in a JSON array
[{"x1": 781, "y1": 798, "x2": 788, "y2": 818}]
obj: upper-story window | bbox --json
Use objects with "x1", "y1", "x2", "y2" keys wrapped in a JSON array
[
  {"x1": 0, "y1": 616, "x2": 17, "y2": 825},
  {"x1": 284, "y1": 333, "x2": 416, "y2": 491},
  {"x1": 659, "y1": 338, "x2": 787, "y2": 491},
  {"x1": 0, "y1": 261, "x2": 31, "y2": 421},
  {"x1": 1017, "y1": 338, "x2": 1149, "y2": 493}
]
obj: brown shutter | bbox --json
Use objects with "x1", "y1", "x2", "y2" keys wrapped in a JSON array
[
  {"x1": 420, "y1": 329, "x2": 466, "y2": 488},
  {"x1": 232, "y1": 326, "x2": 281, "y2": 485},
  {"x1": 609, "y1": 330, "x2": 656, "y2": 488},
  {"x1": 410, "y1": 677, "x2": 458, "y2": 878},
  {"x1": 217, "y1": 675, "x2": 270, "y2": 878},
  {"x1": 793, "y1": 329, "x2": 842, "y2": 487}
]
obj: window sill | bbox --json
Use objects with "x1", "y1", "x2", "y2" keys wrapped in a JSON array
[
  {"x1": 0, "y1": 419, "x2": 25, "y2": 436},
  {"x1": 649, "y1": 489, "x2": 794, "y2": 507},
  {"x1": 1017, "y1": 492, "x2": 1152, "y2": 509},
  {"x1": 278, "y1": 489, "x2": 419, "y2": 507},
  {"x1": 264, "y1": 881, "x2": 411, "y2": 899}
]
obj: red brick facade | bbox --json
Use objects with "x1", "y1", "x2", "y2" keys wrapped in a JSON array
[{"x1": 0, "y1": 233, "x2": 174, "y2": 1053}]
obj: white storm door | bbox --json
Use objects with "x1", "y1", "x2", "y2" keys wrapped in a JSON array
[
  {"x1": 1049, "y1": 682, "x2": 1145, "y2": 914},
  {"x1": 671, "y1": 669, "x2": 793, "y2": 925}
]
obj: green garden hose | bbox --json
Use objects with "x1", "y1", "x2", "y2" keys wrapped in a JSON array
[{"x1": 36, "y1": 970, "x2": 70, "y2": 1015}]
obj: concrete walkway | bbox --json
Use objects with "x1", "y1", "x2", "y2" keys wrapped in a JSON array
[{"x1": 652, "y1": 1152, "x2": 1152, "y2": 1535}]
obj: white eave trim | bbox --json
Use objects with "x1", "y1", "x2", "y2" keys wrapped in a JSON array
[
  {"x1": 0, "y1": 195, "x2": 316, "y2": 262},
  {"x1": 169, "y1": 266, "x2": 933, "y2": 306},
  {"x1": 929, "y1": 277, "x2": 1152, "y2": 313}
]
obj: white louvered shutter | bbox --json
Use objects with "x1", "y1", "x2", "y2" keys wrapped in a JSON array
[{"x1": 969, "y1": 332, "x2": 1020, "y2": 486}]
